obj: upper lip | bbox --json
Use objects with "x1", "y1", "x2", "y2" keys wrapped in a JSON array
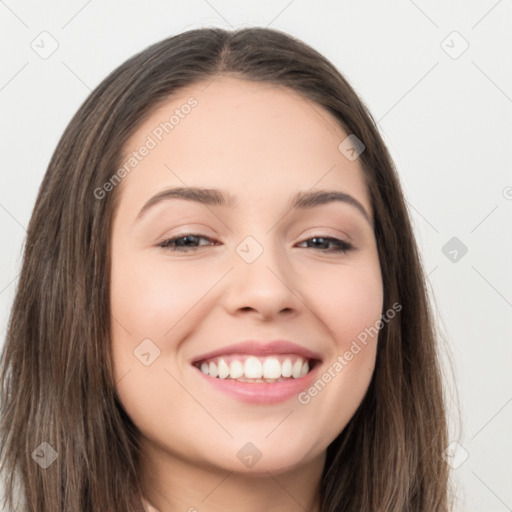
[{"x1": 191, "y1": 340, "x2": 323, "y2": 364}]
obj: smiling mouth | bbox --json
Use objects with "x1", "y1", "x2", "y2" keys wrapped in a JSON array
[{"x1": 192, "y1": 354, "x2": 318, "y2": 383}]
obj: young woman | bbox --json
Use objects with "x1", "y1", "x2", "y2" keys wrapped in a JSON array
[{"x1": 0, "y1": 27, "x2": 451, "y2": 512}]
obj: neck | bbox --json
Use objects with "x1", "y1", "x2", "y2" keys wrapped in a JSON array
[{"x1": 139, "y1": 441, "x2": 325, "y2": 512}]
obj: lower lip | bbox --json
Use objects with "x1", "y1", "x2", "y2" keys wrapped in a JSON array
[{"x1": 193, "y1": 363, "x2": 321, "y2": 404}]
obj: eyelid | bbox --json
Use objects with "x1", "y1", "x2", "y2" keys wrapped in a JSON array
[
  {"x1": 154, "y1": 224, "x2": 217, "y2": 242},
  {"x1": 299, "y1": 226, "x2": 354, "y2": 244}
]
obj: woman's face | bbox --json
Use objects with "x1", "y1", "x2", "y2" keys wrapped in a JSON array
[{"x1": 110, "y1": 76, "x2": 383, "y2": 475}]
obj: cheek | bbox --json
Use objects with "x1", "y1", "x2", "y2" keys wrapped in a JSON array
[
  {"x1": 110, "y1": 253, "x2": 203, "y2": 338},
  {"x1": 109, "y1": 251, "x2": 189, "y2": 394},
  {"x1": 109, "y1": 253, "x2": 199, "y2": 433},
  {"x1": 294, "y1": 257, "x2": 383, "y2": 432},
  {"x1": 302, "y1": 256, "x2": 383, "y2": 345}
]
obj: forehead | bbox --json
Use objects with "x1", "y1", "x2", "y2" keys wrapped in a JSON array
[{"x1": 115, "y1": 75, "x2": 371, "y2": 218}]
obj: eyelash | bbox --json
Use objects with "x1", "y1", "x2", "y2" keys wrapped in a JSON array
[{"x1": 156, "y1": 233, "x2": 354, "y2": 254}]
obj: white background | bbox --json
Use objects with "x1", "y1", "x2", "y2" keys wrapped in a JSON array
[{"x1": 1, "y1": 1, "x2": 511, "y2": 511}]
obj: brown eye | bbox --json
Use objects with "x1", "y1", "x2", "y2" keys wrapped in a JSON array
[
  {"x1": 157, "y1": 234, "x2": 218, "y2": 252},
  {"x1": 297, "y1": 236, "x2": 354, "y2": 254}
]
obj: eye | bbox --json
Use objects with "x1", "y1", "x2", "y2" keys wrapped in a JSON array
[
  {"x1": 157, "y1": 233, "x2": 354, "y2": 254},
  {"x1": 157, "y1": 234, "x2": 218, "y2": 252},
  {"x1": 296, "y1": 236, "x2": 354, "y2": 254}
]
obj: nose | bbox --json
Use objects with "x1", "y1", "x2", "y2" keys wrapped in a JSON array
[{"x1": 221, "y1": 237, "x2": 301, "y2": 321}]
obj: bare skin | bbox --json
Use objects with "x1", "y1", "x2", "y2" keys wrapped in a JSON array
[{"x1": 110, "y1": 76, "x2": 383, "y2": 512}]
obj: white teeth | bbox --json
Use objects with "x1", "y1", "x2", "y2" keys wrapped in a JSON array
[
  {"x1": 281, "y1": 359, "x2": 292, "y2": 377},
  {"x1": 208, "y1": 361, "x2": 218, "y2": 378},
  {"x1": 291, "y1": 359, "x2": 303, "y2": 379},
  {"x1": 244, "y1": 356, "x2": 263, "y2": 379},
  {"x1": 218, "y1": 358, "x2": 229, "y2": 379},
  {"x1": 262, "y1": 357, "x2": 281, "y2": 379},
  {"x1": 300, "y1": 360, "x2": 309, "y2": 377},
  {"x1": 229, "y1": 360, "x2": 244, "y2": 379},
  {"x1": 198, "y1": 355, "x2": 313, "y2": 381}
]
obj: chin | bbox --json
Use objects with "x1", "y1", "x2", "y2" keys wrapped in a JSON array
[{"x1": 205, "y1": 437, "x2": 322, "y2": 476}]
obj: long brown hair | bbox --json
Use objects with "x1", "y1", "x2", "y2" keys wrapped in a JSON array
[{"x1": 0, "y1": 27, "x2": 451, "y2": 511}]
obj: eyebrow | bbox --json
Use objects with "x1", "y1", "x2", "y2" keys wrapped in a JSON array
[{"x1": 136, "y1": 186, "x2": 373, "y2": 226}]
